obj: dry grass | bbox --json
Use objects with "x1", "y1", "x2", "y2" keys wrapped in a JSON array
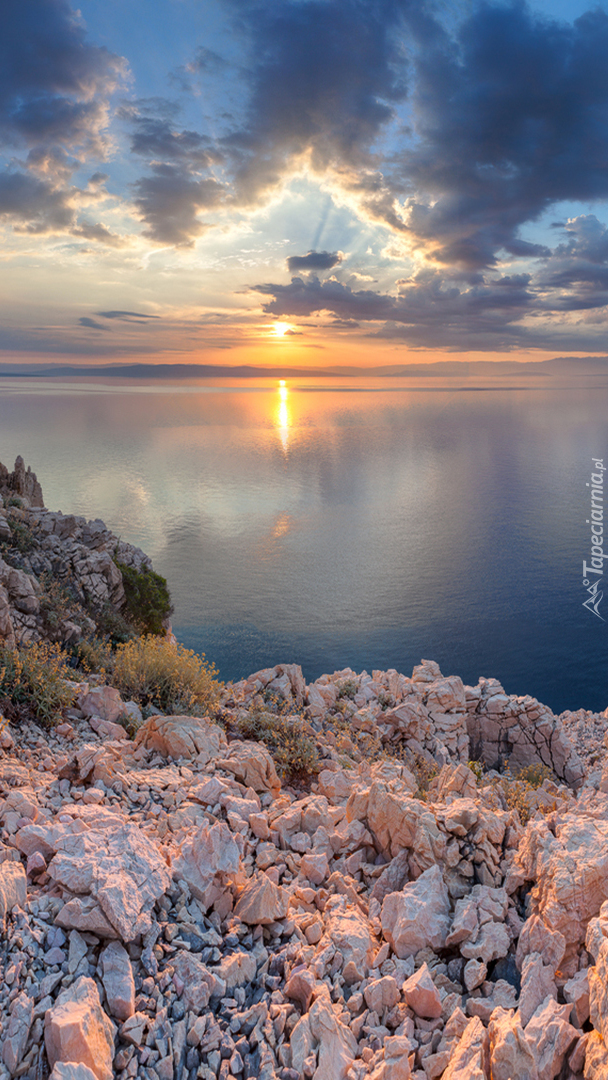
[
  {"x1": 0, "y1": 642, "x2": 73, "y2": 727},
  {"x1": 111, "y1": 635, "x2": 222, "y2": 715}
]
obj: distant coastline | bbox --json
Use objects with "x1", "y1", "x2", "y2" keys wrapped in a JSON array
[{"x1": 2, "y1": 355, "x2": 608, "y2": 379}]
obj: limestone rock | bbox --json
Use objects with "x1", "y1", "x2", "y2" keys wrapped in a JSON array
[
  {"x1": 525, "y1": 997, "x2": 578, "y2": 1080},
  {"x1": 100, "y1": 941, "x2": 135, "y2": 1021},
  {"x1": 44, "y1": 977, "x2": 116, "y2": 1080},
  {"x1": 55, "y1": 896, "x2": 119, "y2": 938},
  {"x1": 171, "y1": 951, "x2": 226, "y2": 1012},
  {"x1": 216, "y1": 950, "x2": 257, "y2": 989},
  {"x1": 234, "y1": 872, "x2": 289, "y2": 925},
  {"x1": 401, "y1": 963, "x2": 442, "y2": 1018},
  {"x1": 364, "y1": 975, "x2": 400, "y2": 1015},
  {"x1": 519, "y1": 954, "x2": 558, "y2": 1027},
  {"x1": 516, "y1": 915, "x2": 566, "y2": 973},
  {"x1": 49, "y1": 1066, "x2": 99, "y2": 1080},
  {"x1": 564, "y1": 968, "x2": 590, "y2": 1027},
  {"x1": 2, "y1": 992, "x2": 33, "y2": 1075},
  {"x1": 134, "y1": 714, "x2": 227, "y2": 762},
  {"x1": 46, "y1": 822, "x2": 171, "y2": 941},
  {"x1": 584, "y1": 1031, "x2": 608, "y2": 1079},
  {"x1": 322, "y1": 895, "x2": 375, "y2": 973},
  {"x1": 514, "y1": 809, "x2": 608, "y2": 976},
  {"x1": 78, "y1": 686, "x2": 126, "y2": 726},
  {"x1": 308, "y1": 989, "x2": 357, "y2": 1080},
  {"x1": 489, "y1": 1007, "x2": 538, "y2": 1080},
  {"x1": 381, "y1": 865, "x2": 450, "y2": 958},
  {"x1": 216, "y1": 740, "x2": 281, "y2": 794},
  {"x1": 0, "y1": 861, "x2": 26, "y2": 929},
  {"x1": 441, "y1": 1017, "x2": 489, "y2": 1080},
  {"x1": 172, "y1": 821, "x2": 241, "y2": 909}
]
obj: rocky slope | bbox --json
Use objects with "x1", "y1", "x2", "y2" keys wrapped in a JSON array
[
  {"x1": 1, "y1": 459, "x2": 608, "y2": 1080},
  {"x1": 0, "y1": 458, "x2": 153, "y2": 649}
]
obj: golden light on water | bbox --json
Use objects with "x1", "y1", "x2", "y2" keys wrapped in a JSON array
[{"x1": 276, "y1": 379, "x2": 291, "y2": 452}]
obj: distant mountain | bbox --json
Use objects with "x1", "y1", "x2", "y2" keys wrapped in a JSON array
[{"x1": 1, "y1": 356, "x2": 608, "y2": 378}]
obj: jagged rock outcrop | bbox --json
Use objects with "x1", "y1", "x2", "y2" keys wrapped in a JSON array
[
  {"x1": 0, "y1": 457, "x2": 153, "y2": 647},
  {"x1": 0, "y1": 456, "x2": 44, "y2": 509}
]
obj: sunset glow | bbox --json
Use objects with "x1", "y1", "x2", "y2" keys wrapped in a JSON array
[{"x1": 0, "y1": 0, "x2": 606, "y2": 371}]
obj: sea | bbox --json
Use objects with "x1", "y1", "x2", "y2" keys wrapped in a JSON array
[{"x1": 1, "y1": 372, "x2": 606, "y2": 715}]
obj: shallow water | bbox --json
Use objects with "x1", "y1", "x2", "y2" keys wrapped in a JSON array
[{"x1": 1, "y1": 373, "x2": 606, "y2": 712}]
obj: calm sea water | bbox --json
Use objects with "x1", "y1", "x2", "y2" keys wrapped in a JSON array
[{"x1": 1, "y1": 374, "x2": 606, "y2": 713}]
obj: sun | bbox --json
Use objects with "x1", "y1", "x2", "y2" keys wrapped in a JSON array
[{"x1": 272, "y1": 322, "x2": 292, "y2": 337}]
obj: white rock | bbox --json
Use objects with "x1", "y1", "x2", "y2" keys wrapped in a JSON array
[
  {"x1": 381, "y1": 865, "x2": 450, "y2": 958},
  {"x1": 100, "y1": 941, "x2": 135, "y2": 1021},
  {"x1": 44, "y1": 977, "x2": 116, "y2": 1080}
]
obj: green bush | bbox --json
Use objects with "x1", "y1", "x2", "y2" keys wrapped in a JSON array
[
  {"x1": 0, "y1": 643, "x2": 73, "y2": 727},
  {"x1": 111, "y1": 635, "x2": 222, "y2": 715},
  {"x1": 115, "y1": 561, "x2": 173, "y2": 636}
]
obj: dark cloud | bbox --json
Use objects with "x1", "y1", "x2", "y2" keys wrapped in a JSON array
[
  {"x1": 71, "y1": 221, "x2": 127, "y2": 247},
  {"x1": 79, "y1": 317, "x2": 108, "y2": 331},
  {"x1": 132, "y1": 164, "x2": 225, "y2": 245},
  {"x1": 0, "y1": 0, "x2": 125, "y2": 154},
  {"x1": 398, "y1": 4, "x2": 608, "y2": 267},
  {"x1": 119, "y1": 106, "x2": 221, "y2": 167},
  {"x1": 249, "y1": 267, "x2": 608, "y2": 351},
  {"x1": 97, "y1": 311, "x2": 161, "y2": 321},
  {"x1": 287, "y1": 251, "x2": 342, "y2": 272},
  {"x1": 222, "y1": 0, "x2": 413, "y2": 202},
  {"x1": 0, "y1": 170, "x2": 74, "y2": 232}
]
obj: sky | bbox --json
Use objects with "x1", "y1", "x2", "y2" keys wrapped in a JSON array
[{"x1": 2, "y1": 0, "x2": 608, "y2": 368}]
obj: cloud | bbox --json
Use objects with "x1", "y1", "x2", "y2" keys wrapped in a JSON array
[
  {"x1": 396, "y1": 4, "x2": 608, "y2": 267},
  {"x1": 71, "y1": 220, "x2": 127, "y2": 247},
  {"x1": 0, "y1": 0, "x2": 125, "y2": 155},
  {"x1": 0, "y1": 170, "x2": 75, "y2": 232},
  {"x1": 79, "y1": 317, "x2": 108, "y2": 331},
  {"x1": 122, "y1": 110, "x2": 220, "y2": 167},
  {"x1": 249, "y1": 267, "x2": 608, "y2": 351},
  {"x1": 132, "y1": 164, "x2": 225, "y2": 245},
  {"x1": 221, "y1": 0, "x2": 412, "y2": 203},
  {"x1": 287, "y1": 250, "x2": 342, "y2": 273},
  {"x1": 97, "y1": 310, "x2": 161, "y2": 321}
]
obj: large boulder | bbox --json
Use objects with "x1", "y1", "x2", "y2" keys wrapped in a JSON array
[
  {"x1": 46, "y1": 822, "x2": 171, "y2": 941},
  {"x1": 216, "y1": 740, "x2": 281, "y2": 794},
  {"x1": 172, "y1": 821, "x2": 241, "y2": 909},
  {"x1": 381, "y1": 865, "x2": 451, "y2": 959},
  {"x1": 514, "y1": 804, "x2": 608, "y2": 976},
  {"x1": 134, "y1": 714, "x2": 227, "y2": 762}
]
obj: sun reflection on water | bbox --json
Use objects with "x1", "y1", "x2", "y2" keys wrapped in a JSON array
[{"x1": 276, "y1": 379, "x2": 291, "y2": 453}]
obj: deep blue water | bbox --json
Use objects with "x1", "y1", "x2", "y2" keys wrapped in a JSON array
[{"x1": 1, "y1": 374, "x2": 606, "y2": 713}]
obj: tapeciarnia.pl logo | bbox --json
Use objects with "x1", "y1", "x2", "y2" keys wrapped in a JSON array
[{"x1": 583, "y1": 457, "x2": 606, "y2": 621}]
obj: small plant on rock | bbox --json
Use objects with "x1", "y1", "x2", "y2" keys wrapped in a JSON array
[
  {"x1": 111, "y1": 635, "x2": 222, "y2": 715},
  {"x1": 235, "y1": 705, "x2": 320, "y2": 787}
]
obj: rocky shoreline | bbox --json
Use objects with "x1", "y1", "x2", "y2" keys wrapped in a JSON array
[{"x1": 1, "y1": 459, "x2": 608, "y2": 1080}]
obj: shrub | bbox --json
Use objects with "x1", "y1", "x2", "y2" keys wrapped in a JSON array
[
  {"x1": 94, "y1": 603, "x2": 136, "y2": 645},
  {"x1": 115, "y1": 561, "x2": 173, "y2": 636},
  {"x1": 0, "y1": 643, "x2": 73, "y2": 727},
  {"x1": 5, "y1": 520, "x2": 35, "y2": 554},
  {"x1": 336, "y1": 678, "x2": 358, "y2": 701},
  {"x1": 111, "y1": 635, "x2": 222, "y2": 715},
  {"x1": 235, "y1": 706, "x2": 320, "y2": 786},
  {"x1": 75, "y1": 636, "x2": 114, "y2": 677}
]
